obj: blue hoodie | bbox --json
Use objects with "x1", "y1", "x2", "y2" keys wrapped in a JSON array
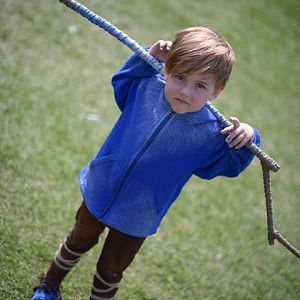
[{"x1": 78, "y1": 52, "x2": 261, "y2": 237}]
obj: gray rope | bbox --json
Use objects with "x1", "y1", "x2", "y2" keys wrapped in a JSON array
[{"x1": 58, "y1": 0, "x2": 299, "y2": 259}]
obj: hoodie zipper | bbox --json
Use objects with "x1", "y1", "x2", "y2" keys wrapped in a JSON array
[{"x1": 101, "y1": 111, "x2": 175, "y2": 217}]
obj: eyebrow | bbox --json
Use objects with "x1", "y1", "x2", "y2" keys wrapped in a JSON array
[
  {"x1": 194, "y1": 75, "x2": 215, "y2": 85},
  {"x1": 195, "y1": 80, "x2": 208, "y2": 87}
]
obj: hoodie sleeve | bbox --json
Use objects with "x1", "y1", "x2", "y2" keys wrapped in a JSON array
[
  {"x1": 111, "y1": 50, "x2": 159, "y2": 111},
  {"x1": 193, "y1": 128, "x2": 261, "y2": 179}
]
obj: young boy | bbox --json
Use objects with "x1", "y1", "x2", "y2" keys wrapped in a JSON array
[{"x1": 30, "y1": 26, "x2": 260, "y2": 300}]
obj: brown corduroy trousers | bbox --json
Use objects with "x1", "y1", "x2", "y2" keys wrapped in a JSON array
[{"x1": 40, "y1": 201, "x2": 145, "y2": 299}]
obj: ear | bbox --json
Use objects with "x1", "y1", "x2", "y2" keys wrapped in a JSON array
[
  {"x1": 163, "y1": 68, "x2": 168, "y2": 79},
  {"x1": 210, "y1": 86, "x2": 224, "y2": 101}
]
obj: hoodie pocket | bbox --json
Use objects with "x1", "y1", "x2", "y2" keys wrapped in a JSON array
[{"x1": 79, "y1": 154, "x2": 119, "y2": 214}]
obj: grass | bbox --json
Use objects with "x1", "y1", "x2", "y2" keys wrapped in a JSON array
[{"x1": 1, "y1": 0, "x2": 299, "y2": 299}]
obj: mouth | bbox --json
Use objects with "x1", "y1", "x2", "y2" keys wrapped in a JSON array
[{"x1": 174, "y1": 97, "x2": 189, "y2": 105}]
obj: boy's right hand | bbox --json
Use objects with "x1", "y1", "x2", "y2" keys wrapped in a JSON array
[
  {"x1": 220, "y1": 117, "x2": 255, "y2": 149},
  {"x1": 148, "y1": 40, "x2": 172, "y2": 63}
]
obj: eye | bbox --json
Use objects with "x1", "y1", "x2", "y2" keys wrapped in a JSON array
[
  {"x1": 174, "y1": 74, "x2": 185, "y2": 81},
  {"x1": 195, "y1": 83, "x2": 206, "y2": 89}
]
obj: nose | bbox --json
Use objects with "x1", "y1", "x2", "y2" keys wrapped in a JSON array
[{"x1": 179, "y1": 84, "x2": 192, "y2": 100}]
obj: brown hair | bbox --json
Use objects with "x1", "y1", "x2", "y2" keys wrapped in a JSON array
[{"x1": 165, "y1": 27, "x2": 236, "y2": 89}]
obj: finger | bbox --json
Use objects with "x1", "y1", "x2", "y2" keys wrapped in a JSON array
[
  {"x1": 161, "y1": 41, "x2": 172, "y2": 51},
  {"x1": 157, "y1": 40, "x2": 165, "y2": 50},
  {"x1": 235, "y1": 139, "x2": 248, "y2": 149},
  {"x1": 232, "y1": 138, "x2": 247, "y2": 149},
  {"x1": 229, "y1": 117, "x2": 240, "y2": 129},
  {"x1": 220, "y1": 125, "x2": 234, "y2": 134},
  {"x1": 220, "y1": 117, "x2": 240, "y2": 134},
  {"x1": 166, "y1": 41, "x2": 172, "y2": 50},
  {"x1": 225, "y1": 130, "x2": 240, "y2": 143},
  {"x1": 229, "y1": 133, "x2": 247, "y2": 148},
  {"x1": 153, "y1": 40, "x2": 163, "y2": 50}
]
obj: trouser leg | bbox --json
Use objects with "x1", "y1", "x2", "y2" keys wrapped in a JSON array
[
  {"x1": 90, "y1": 228, "x2": 145, "y2": 300},
  {"x1": 41, "y1": 202, "x2": 105, "y2": 290}
]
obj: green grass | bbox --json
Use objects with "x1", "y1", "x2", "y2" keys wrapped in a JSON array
[{"x1": 1, "y1": 0, "x2": 299, "y2": 299}]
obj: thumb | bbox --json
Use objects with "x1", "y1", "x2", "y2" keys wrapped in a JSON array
[{"x1": 230, "y1": 117, "x2": 240, "y2": 129}]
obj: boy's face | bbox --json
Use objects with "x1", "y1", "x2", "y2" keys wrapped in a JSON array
[{"x1": 164, "y1": 71, "x2": 223, "y2": 114}]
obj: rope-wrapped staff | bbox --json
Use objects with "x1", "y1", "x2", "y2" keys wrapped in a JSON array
[{"x1": 58, "y1": 0, "x2": 299, "y2": 258}]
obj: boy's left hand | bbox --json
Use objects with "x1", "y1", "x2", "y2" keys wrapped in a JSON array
[
  {"x1": 148, "y1": 40, "x2": 172, "y2": 63},
  {"x1": 220, "y1": 117, "x2": 254, "y2": 149}
]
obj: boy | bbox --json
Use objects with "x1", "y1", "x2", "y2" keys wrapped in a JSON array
[{"x1": 30, "y1": 26, "x2": 260, "y2": 300}]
